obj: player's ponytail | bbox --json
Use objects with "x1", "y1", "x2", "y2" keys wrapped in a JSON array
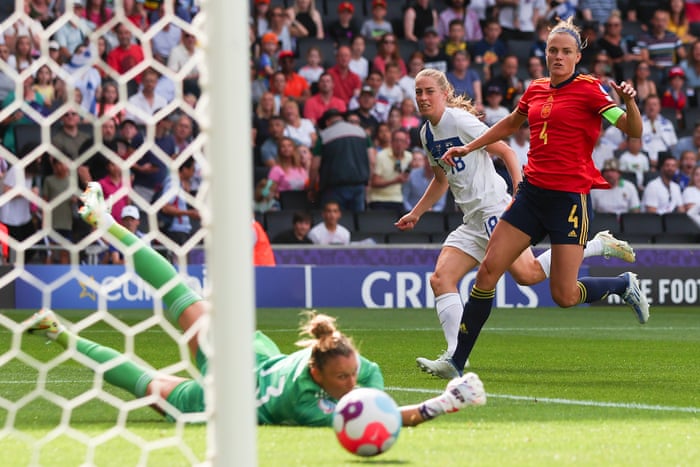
[{"x1": 297, "y1": 310, "x2": 357, "y2": 371}]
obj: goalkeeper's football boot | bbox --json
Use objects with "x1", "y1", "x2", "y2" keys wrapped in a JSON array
[
  {"x1": 416, "y1": 351, "x2": 462, "y2": 379},
  {"x1": 442, "y1": 372, "x2": 487, "y2": 410},
  {"x1": 79, "y1": 182, "x2": 110, "y2": 227},
  {"x1": 620, "y1": 272, "x2": 650, "y2": 324},
  {"x1": 593, "y1": 230, "x2": 636, "y2": 263},
  {"x1": 25, "y1": 309, "x2": 65, "y2": 341}
]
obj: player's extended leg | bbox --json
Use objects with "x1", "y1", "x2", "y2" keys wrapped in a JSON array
[
  {"x1": 451, "y1": 221, "x2": 532, "y2": 371},
  {"x1": 416, "y1": 246, "x2": 477, "y2": 379},
  {"x1": 79, "y1": 182, "x2": 204, "y2": 357},
  {"x1": 549, "y1": 244, "x2": 649, "y2": 323},
  {"x1": 509, "y1": 230, "x2": 636, "y2": 285},
  {"x1": 24, "y1": 309, "x2": 193, "y2": 414}
]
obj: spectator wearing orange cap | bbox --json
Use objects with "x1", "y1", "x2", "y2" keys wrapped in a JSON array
[
  {"x1": 257, "y1": 31, "x2": 280, "y2": 87},
  {"x1": 361, "y1": 0, "x2": 393, "y2": 41},
  {"x1": 327, "y1": 1, "x2": 360, "y2": 46}
]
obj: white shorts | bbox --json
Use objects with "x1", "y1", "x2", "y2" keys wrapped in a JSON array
[{"x1": 442, "y1": 204, "x2": 505, "y2": 263}]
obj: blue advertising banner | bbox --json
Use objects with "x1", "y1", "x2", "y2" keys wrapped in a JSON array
[
  {"x1": 310, "y1": 266, "x2": 559, "y2": 308},
  {"x1": 15, "y1": 264, "x2": 567, "y2": 310}
]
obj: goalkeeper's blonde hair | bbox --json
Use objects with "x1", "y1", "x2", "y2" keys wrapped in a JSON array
[{"x1": 296, "y1": 310, "x2": 356, "y2": 371}]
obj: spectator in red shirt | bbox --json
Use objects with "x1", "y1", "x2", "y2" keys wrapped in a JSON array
[
  {"x1": 278, "y1": 50, "x2": 310, "y2": 103},
  {"x1": 107, "y1": 23, "x2": 145, "y2": 84},
  {"x1": 327, "y1": 45, "x2": 361, "y2": 104},
  {"x1": 302, "y1": 72, "x2": 347, "y2": 125}
]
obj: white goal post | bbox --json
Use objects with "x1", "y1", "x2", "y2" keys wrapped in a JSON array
[{"x1": 204, "y1": 0, "x2": 257, "y2": 465}]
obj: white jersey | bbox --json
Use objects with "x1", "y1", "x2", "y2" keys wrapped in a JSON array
[{"x1": 420, "y1": 106, "x2": 511, "y2": 223}]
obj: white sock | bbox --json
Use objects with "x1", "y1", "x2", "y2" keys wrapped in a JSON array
[
  {"x1": 100, "y1": 211, "x2": 116, "y2": 230},
  {"x1": 436, "y1": 293, "x2": 463, "y2": 355},
  {"x1": 535, "y1": 250, "x2": 552, "y2": 278},
  {"x1": 418, "y1": 389, "x2": 462, "y2": 420},
  {"x1": 536, "y1": 238, "x2": 603, "y2": 279},
  {"x1": 583, "y1": 238, "x2": 603, "y2": 257}
]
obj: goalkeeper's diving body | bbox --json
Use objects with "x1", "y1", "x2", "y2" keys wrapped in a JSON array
[{"x1": 25, "y1": 182, "x2": 486, "y2": 427}]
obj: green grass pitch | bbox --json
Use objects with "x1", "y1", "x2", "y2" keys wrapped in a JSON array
[{"x1": 1, "y1": 306, "x2": 698, "y2": 466}]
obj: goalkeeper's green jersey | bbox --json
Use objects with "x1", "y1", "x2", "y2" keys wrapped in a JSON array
[{"x1": 254, "y1": 331, "x2": 384, "y2": 426}]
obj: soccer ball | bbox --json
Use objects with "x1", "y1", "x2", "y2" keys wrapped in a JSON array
[{"x1": 332, "y1": 387, "x2": 402, "y2": 457}]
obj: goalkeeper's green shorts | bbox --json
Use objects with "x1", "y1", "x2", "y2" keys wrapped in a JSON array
[
  {"x1": 165, "y1": 347, "x2": 207, "y2": 417},
  {"x1": 166, "y1": 379, "x2": 205, "y2": 415},
  {"x1": 164, "y1": 331, "x2": 281, "y2": 417}
]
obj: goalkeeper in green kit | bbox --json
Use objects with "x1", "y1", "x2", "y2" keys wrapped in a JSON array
[{"x1": 25, "y1": 183, "x2": 486, "y2": 426}]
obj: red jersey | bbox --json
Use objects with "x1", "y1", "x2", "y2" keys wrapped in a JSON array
[
  {"x1": 327, "y1": 66, "x2": 361, "y2": 104},
  {"x1": 107, "y1": 45, "x2": 145, "y2": 83},
  {"x1": 517, "y1": 74, "x2": 617, "y2": 193}
]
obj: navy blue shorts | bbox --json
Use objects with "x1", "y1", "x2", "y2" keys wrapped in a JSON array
[{"x1": 501, "y1": 179, "x2": 592, "y2": 246}]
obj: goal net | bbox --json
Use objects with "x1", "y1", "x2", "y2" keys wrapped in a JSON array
[{"x1": 0, "y1": 0, "x2": 254, "y2": 465}]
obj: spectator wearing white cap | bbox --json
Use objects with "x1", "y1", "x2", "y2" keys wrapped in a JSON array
[
  {"x1": 48, "y1": 40, "x2": 61, "y2": 64},
  {"x1": 107, "y1": 205, "x2": 149, "y2": 264}
]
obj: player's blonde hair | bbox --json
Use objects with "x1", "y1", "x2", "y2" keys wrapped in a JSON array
[
  {"x1": 415, "y1": 68, "x2": 478, "y2": 115},
  {"x1": 297, "y1": 310, "x2": 357, "y2": 371},
  {"x1": 548, "y1": 16, "x2": 583, "y2": 50}
]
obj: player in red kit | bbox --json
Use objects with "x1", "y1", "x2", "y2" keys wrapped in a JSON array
[{"x1": 439, "y1": 17, "x2": 650, "y2": 374}]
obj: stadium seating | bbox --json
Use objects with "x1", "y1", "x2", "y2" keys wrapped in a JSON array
[
  {"x1": 663, "y1": 212, "x2": 700, "y2": 237},
  {"x1": 263, "y1": 210, "x2": 296, "y2": 239},
  {"x1": 409, "y1": 211, "x2": 446, "y2": 234},
  {"x1": 279, "y1": 190, "x2": 317, "y2": 211},
  {"x1": 14, "y1": 124, "x2": 41, "y2": 155},
  {"x1": 506, "y1": 39, "x2": 533, "y2": 64},
  {"x1": 259, "y1": 208, "x2": 700, "y2": 245},
  {"x1": 386, "y1": 232, "x2": 432, "y2": 244},
  {"x1": 619, "y1": 212, "x2": 664, "y2": 244},
  {"x1": 355, "y1": 210, "x2": 401, "y2": 234},
  {"x1": 590, "y1": 212, "x2": 621, "y2": 236}
]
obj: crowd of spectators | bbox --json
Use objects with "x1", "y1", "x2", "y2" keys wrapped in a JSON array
[
  {"x1": 250, "y1": 0, "x2": 700, "y2": 245},
  {"x1": 2, "y1": 0, "x2": 700, "y2": 261},
  {"x1": 0, "y1": 0, "x2": 201, "y2": 263}
]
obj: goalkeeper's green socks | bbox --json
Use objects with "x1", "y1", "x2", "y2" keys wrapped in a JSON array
[
  {"x1": 106, "y1": 222, "x2": 202, "y2": 325},
  {"x1": 55, "y1": 331, "x2": 153, "y2": 398}
]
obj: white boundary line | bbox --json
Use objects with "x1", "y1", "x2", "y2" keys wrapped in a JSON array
[
  {"x1": 386, "y1": 386, "x2": 700, "y2": 414},
  {"x1": 260, "y1": 326, "x2": 700, "y2": 333},
  {"x1": 3, "y1": 381, "x2": 698, "y2": 414}
]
